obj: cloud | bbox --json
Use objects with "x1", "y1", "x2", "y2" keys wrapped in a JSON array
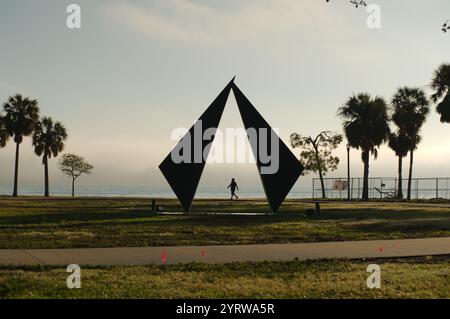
[
  {"x1": 102, "y1": 0, "x2": 214, "y2": 43},
  {"x1": 101, "y1": 0, "x2": 347, "y2": 45}
]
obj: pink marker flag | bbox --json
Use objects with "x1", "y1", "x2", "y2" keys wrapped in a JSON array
[{"x1": 162, "y1": 250, "x2": 167, "y2": 263}]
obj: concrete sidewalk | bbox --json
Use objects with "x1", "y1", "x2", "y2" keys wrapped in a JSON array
[{"x1": 1, "y1": 237, "x2": 449, "y2": 266}]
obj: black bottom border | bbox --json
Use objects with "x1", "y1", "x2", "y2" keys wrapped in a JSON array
[{"x1": 1, "y1": 299, "x2": 448, "y2": 318}]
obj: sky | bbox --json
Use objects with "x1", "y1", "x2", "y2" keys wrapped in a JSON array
[{"x1": 0, "y1": 0, "x2": 450, "y2": 191}]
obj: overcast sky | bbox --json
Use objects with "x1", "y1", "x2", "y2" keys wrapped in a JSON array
[{"x1": 0, "y1": 0, "x2": 450, "y2": 190}]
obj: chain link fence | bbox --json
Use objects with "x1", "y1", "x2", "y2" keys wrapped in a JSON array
[{"x1": 312, "y1": 177, "x2": 450, "y2": 199}]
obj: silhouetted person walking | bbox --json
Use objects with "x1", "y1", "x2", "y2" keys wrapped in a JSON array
[{"x1": 227, "y1": 178, "x2": 239, "y2": 200}]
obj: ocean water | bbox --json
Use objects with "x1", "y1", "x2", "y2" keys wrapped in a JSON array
[
  {"x1": 0, "y1": 184, "x2": 314, "y2": 199},
  {"x1": 1, "y1": 183, "x2": 448, "y2": 199}
]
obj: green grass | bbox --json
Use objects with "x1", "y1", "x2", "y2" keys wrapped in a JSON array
[
  {"x1": 0, "y1": 256, "x2": 448, "y2": 298},
  {"x1": 0, "y1": 197, "x2": 450, "y2": 249}
]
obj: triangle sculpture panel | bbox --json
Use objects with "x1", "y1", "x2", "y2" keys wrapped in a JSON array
[
  {"x1": 232, "y1": 84, "x2": 304, "y2": 213},
  {"x1": 159, "y1": 79, "x2": 233, "y2": 212},
  {"x1": 159, "y1": 78, "x2": 304, "y2": 214}
]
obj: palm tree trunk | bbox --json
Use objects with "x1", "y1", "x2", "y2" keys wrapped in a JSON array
[
  {"x1": 72, "y1": 177, "x2": 75, "y2": 197},
  {"x1": 12, "y1": 142, "x2": 20, "y2": 197},
  {"x1": 44, "y1": 156, "x2": 49, "y2": 197},
  {"x1": 407, "y1": 150, "x2": 414, "y2": 200},
  {"x1": 397, "y1": 156, "x2": 403, "y2": 199},
  {"x1": 362, "y1": 150, "x2": 370, "y2": 201}
]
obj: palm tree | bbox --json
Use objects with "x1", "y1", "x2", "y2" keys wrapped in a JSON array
[
  {"x1": 0, "y1": 115, "x2": 9, "y2": 148},
  {"x1": 388, "y1": 131, "x2": 411, "y2": 199},
  {"x1": 338, "y1": 93, "x2": 390, "y2": 200},
  {"x1": 2, "y1": 94, "x2": 40, "y2": 196},
  {"x1": 391, "y1": 87, "x2": 429, "y2": 200},
  {"x1": 32, "y1": 117, "x2": 68, "y2": 197},
  {"x1": 431, "y1": 63, "x2": 450, "y2": 123}
]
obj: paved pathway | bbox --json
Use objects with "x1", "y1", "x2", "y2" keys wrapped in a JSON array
[{"x1": 1, "y1": 237, "x2": 449, "y2": 266}]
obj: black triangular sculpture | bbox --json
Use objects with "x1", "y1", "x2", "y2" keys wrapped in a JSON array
[
  {"x1": 159, "y1": 79, "x2": 233, "y2": 212},
  {"x1": 159, "y1": 78, "x2": 304, "y2": 214},
  {"x1": 232, "y1": 83, "x2": 304, "y2": 213}
]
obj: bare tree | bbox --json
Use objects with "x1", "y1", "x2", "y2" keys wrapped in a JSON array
[
  {"x1": 290, "y1": 131, "x2": 342, "y2": 198},
  {"x1": 58, "y1": 153, "x2": 94, "y2": 197},
  {"x1": 442, "y1": 20, "x2": 450, "y2": 33}
]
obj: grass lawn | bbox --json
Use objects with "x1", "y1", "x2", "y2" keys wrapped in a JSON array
[
  {"x1": 0, "y1": 256, "x2": 448, "y2": 298},
  {"x1": 0, "y1": 197, "x2": 449, "y2": 249}
]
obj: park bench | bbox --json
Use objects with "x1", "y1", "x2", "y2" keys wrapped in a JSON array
[{"x1": 374, "y1": 187, "x2": 397, "y2": 199}]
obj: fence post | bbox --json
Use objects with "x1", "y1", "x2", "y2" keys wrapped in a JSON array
[
  {"x1": 445, "y1": 178, "x2": 448, "y2": 199},
  {"x1": 394, "y1": 178, "x2": 397, "y2": 197},
  {"x1": 436, "y1": 178, "x2": 439, "y2": 199},
  {"x1": 312, "y1": 179, "x2": 315, "y2": 199},
  {"x1": 416, "y1": 179, "x2": 419, "y2": 199},
  {"x1": 357, "y1": 178, "x2": 360, "y2": 198},
  {"x1": 351, "y1": 178, "x2": 353, "y2": 200}
]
